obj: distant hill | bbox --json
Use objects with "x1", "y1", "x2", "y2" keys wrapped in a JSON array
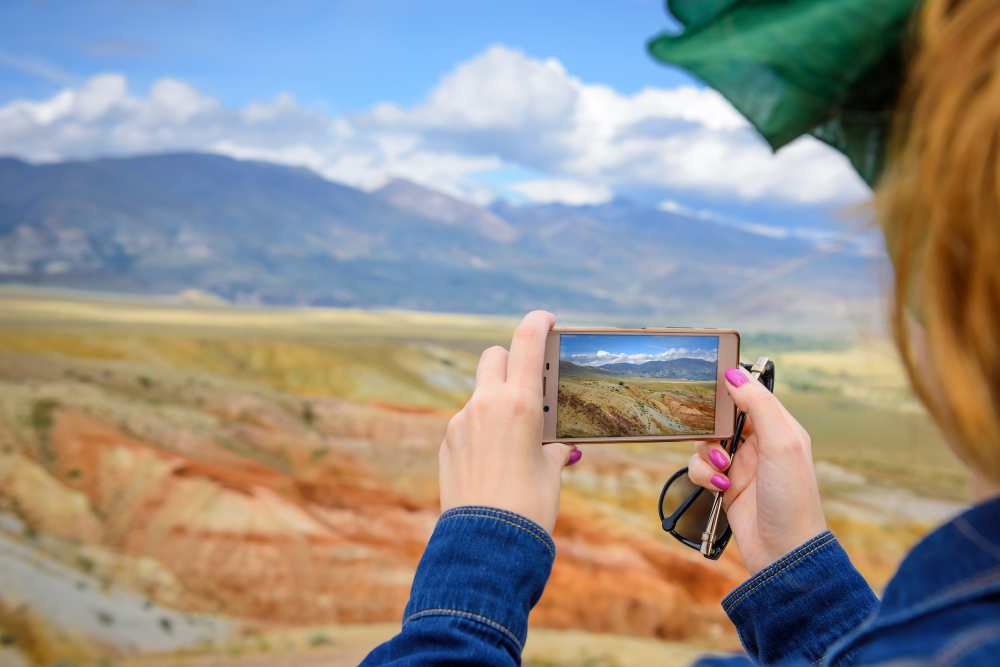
[
  {"x1": 559, "y1": 360, "x2": 613, "y2": 377},
  {"x1": 0, "y1": 153, "x2": 881, "y2": 328},
  {"x1": 559, "y1": 358, "x2": 715, "y2": 381},
  {"x1": 596, "y1": 358, "x2": 717, "y2": 381},
  {"x1": 376, "y1": 178, "x2": 519, "y2": 243}
]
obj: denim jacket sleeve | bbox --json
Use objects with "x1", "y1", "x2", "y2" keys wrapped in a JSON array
[
  {"x1": 362, "y1": 512, "x2": 877, "y2": 667},
  {"x1": 718, "y1": 531, "x2": 879, "y2": 666},
  {"x1": 360, "y1": 506, "x2": 556, "y2": 667}
]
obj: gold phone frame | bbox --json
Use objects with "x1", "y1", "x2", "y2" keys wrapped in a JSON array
[{"x1": 541, "y1": 328, "x2": 740, "y2": 444}]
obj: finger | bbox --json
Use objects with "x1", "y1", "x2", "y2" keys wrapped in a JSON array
[
  {"x1": 476, "y1": 346, "x2": 508, "y2": 388},
  {"x1": 731, "y1": 370, "x2": 808, "y2": 450},
  {"x1": 724, "y1": 366, "x2": 798, "y2": 453},
  {"x1": 696, "y1": 441, "x2": 731, "y2": 472},
  {"x1": 687, "y1": 452, "x2": 731, "y2": 492},
  {"x1": 506, "y1": 310, "x2": 555, "y2": 391},
  {"x1": 542, "y1": 442, "x2": 581, "y2": 468}
]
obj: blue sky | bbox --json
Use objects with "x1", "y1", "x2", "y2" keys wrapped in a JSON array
[
  {"x1": 560, "y1": 334, "x2": 718, "y2": 367},
  {"x1": 0, "y1": 0, "x2": 689, "y2": 111},
  {"x1": 0, "y1": 1, "x2": 871, "y2": 227}
]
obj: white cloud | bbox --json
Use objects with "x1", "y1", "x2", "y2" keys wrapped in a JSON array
[
  {"x1": 508, "y1": 179, "x2": 612, "y2": 206},
  {"x1": 0, "y1": 45, "x2": 871, "y2": 207},
  {"x1": 149, "y1": 78, "x2": 219, "y2": 122},
  {"x1": 408, "y1": 45, "x2": 576, "y2": 131},
  {"x1": 566, "y1": 347, "x2": 719, "y2": 366}
]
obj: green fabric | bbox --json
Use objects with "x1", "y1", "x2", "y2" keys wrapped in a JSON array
[{"x1": 648, "y1": 0, "x2": 924, "y2": 186}]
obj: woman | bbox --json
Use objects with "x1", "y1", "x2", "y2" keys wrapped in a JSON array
[{"x1": 362, "y1": 0, "x2": 1000, "y2": 664}]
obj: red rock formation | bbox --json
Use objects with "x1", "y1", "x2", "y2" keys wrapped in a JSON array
[
  {"x1": 534, "y1": 509, "x2": 743, "y2": 642},
  {"x1": 25, "y1": 407, "x2": 740, "y2": 643},
  {"x1": 43, "y1": 411, "x2": 435, "y2": 623}
]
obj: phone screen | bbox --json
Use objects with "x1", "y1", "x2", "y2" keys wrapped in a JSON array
[{"x1": 556, "y1": 333, "x2": 720, "y2": 439}]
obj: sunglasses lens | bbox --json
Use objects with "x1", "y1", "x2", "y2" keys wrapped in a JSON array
[{"x1": 660, "y1": 472, "x2": 729, "y2": 543}]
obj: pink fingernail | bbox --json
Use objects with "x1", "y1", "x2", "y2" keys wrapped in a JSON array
[
  {"x1": 725, "y1": 368, "x2": 748, "y2": 388},
  {"x1": 709, "y1": 449, "x2": 729, "y2": 471},
  {"x1": 711, "y1": 474, "x2": 731, "y2": 491},
  {"x1": 567, "y1": 450, "x2": 582, "y2": 467}
]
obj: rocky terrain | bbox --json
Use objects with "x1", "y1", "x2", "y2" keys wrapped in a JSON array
[
  {"x1": 558, "y1": 375, "x2": 716, "y2": 438},
  {"x1": 0, "y1": 289, "x2": 751, "y2": 666},
  {"x1": 0, "y1": 288, "x2": 970, "y2": 666}
]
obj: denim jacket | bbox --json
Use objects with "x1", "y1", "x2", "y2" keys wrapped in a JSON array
[{"x1": 362, "y1": 498, "x2": 1000, "y2": 666}]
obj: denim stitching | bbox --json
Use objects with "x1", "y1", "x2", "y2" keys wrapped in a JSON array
[
  {"x1": 441, "y1": 507, "x2": 553, "y2": 547},
  {"x1": 442, "y1": 505, "x2": 552, "y2": 540},
  {"x1": 746, "y1": 532, "x2": 835, "y2": 587},
  {"x1": 723, "y1": 532, "x2": 836, "y2": 611},
  {"x1": 863, "y1": 565, "x2": 1000, "y2": 635},
  {"x1": 442, "y1": 506, "x2": 534, "y2": 522},
  {"x1": 723, "y1": 532, "x2": 835, "y2": 606},
  {"x1": 932, "y1": 622, "x2": 1000, "y2": 666},
  {"x1": 448, "y1": 506, "x2": 539, "y2": 524},
  {"x1": 440, "y1": 511, "x2": 556, "y2": 557},
  {"x1": 440, "y1": 513, "x2": 554, "y2": 557},
  {"x1": 953, "y1": 516, "x2": 1000, "y2": 562},
  {"x1": 442, "y1": 505, "x2": 554, "y2": 548},
  {"x1": 724, "y1": 535, "x2": 837, "y2": 613},
  {"x1": 404, "y1": 608, "x2": 524, "y2": 651},
  {"x1": 921, "y1": 565, "x2": 1000, "y2": 609},
  {"x1": 822, "y1": 566, "x2": 1000, "y2": 664}
]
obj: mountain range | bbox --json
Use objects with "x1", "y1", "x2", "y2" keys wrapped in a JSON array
[
  {"x1": 559, "y1": 358, "x2": 716, "y2": 381},
  {"x1": 0, "y1": 152, "x2": 882, "y2": 330}
]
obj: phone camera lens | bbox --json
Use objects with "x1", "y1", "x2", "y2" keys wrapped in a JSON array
[{"x1": 543, "y1": 406, "x2": 550, "y2": 412}]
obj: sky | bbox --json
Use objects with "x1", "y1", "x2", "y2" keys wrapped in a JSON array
[
  {"x1": 0, "y1": 0, "x2": 872, "y2": 228},
  {"x1": 560, "y1": 334, "x2": 718, "y2": 367}
]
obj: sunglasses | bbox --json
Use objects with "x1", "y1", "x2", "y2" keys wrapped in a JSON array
[{"x1": 658, "y1": 357, "x2": 775, "y2": 560}]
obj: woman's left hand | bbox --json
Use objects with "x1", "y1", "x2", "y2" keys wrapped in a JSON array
[
  {"x1": 439, "y1": 310, "x2": 580, "y2": 535},
  {"x1": 686, "y1": 367, "x2": 827, "y2": 575}
]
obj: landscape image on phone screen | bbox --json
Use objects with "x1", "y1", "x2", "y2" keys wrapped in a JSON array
[{"x1": 557, "y1": 334, "x2": 719, "y2": 438}]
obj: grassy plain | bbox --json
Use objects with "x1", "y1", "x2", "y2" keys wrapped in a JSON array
[
  {"x1": 0, "y1": 286, "x2": 514, "y2": 410},
  {"x1": 0, "y1": 286, "x2": 967, "y2": 511}
]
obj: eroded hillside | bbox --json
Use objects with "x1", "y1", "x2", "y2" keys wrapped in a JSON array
[
  {"x1": 0, "y1": 289, "x2": 751, "y2": 665},
  {"x1": 558, "y1": 376, "x2": 715, "y2": 438},
  {"x1": 0, "y1": 288, "x2": 970, "y2": 666}
]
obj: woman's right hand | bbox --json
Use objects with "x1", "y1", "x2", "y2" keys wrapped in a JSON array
[{"x1": 687, "y1": 366, "x2": 827, "y2": 576}]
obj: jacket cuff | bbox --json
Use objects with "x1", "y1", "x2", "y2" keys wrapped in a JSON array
[
  {"x1": 403, "y1": 506, "x2": 556, "y2": 653},
  {"x1": 723, "y1": 531, "x2": 878, "y2": 665}
]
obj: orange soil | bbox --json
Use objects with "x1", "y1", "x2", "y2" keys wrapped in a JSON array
[
  {"x1": 17, "y1": 405, "x2": 740, "y2": 643},
  {"x1": 558, "y1": 380, "x2": 715, "y2": 437}
]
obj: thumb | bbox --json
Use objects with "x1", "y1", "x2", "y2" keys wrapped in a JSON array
[
  {"x1": 724, "y1": 366, "x2": 788, "y2": 446},
  {"x1": 542, "y1": 442, "x2": 582, "y2": 469},
  {"x1": 724, "y1": 366, "x2": 764, "y2": 410}
]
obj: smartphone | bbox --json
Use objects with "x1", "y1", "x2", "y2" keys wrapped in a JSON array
[{"x1": 542, "y1": 328, "x2": 740, "y2": 443}]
